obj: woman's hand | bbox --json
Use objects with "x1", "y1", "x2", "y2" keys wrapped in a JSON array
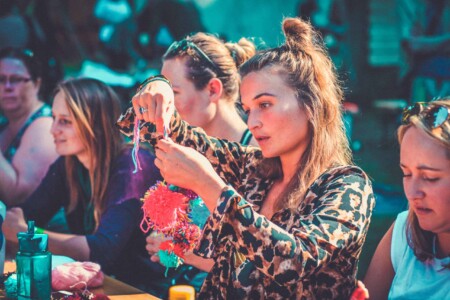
[
  {"x1": 3, "y1": 207, "x2": 28, "y2": 243},
  {"x1": 145, "y1": 232, "x2": 169, "y2": 264},
  {"x1": 132, "y1": 80, "x2": 175, "y2": 133},
  {"x1": 154, "y1": 138, "x2": 227, "y2": 211}
]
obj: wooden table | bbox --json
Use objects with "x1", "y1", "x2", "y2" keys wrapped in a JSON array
[{"x1": 1, "y1": 261, "x2": 159, "y2": 299}]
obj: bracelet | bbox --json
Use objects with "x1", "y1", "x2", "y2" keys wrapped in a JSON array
[
  {"x1": 34, "y1": 227, "x2": 45, "y2": 234},
  {"x1": 136, "y1": 75, "x2": 172, "y2": 93}
]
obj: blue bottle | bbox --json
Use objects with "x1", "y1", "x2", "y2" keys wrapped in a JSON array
[{"x1": 16, "y1": 221, "x2": 52, "y2": 300}]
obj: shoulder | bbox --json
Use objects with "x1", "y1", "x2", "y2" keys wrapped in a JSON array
[{"x1": 312, "y1": 165, "x2": 371, "y2": 191}]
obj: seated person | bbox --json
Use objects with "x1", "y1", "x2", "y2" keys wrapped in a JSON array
[
  {"x1": 118, "y1": 18, "x2": 375, "y2": 299},
  {"x1": 3, "y1": 78, "x2": 164, "y2": 288},
  {"x1": 144, "y1": 31, "x2": 257, "y2": 297},
  {"x1": 364, "y1": 99, "x2": 450, "y2": 299},
  {"x1": 0, "y1": 47, "x2": 58, "y2": 205}
]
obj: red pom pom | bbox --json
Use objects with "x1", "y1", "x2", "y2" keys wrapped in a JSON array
[{"x1": 141, "y1": 182, "x2": 189, "y2": 234}]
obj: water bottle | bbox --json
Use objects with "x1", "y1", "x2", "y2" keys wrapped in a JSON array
[{"x1": 16, "y1": 221, "x2": 52, "y2": 300}]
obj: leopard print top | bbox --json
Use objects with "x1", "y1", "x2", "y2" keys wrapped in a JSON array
[{"x1": 117, "y1": 108, "x2": 375, "y2": 299}]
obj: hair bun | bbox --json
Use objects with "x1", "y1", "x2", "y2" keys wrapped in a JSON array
[
  {"x1": 225, "y1": 38, "x2": 256, "y2": 67},
  {"x1": 282, "y1": 18, "x2": 314, "y2": 51}
]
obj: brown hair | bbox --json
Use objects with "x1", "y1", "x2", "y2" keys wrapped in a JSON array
[
  {"x1": 56, "y1": 78, "x2": 124, "y2": 227},
  {"x1": 163, "y1": 32, "x2": 256, "y2": 103},
  {"x1": 240, "y1": 18, "x2": 351, "y2": 211},
  {"x1": 397, "y1": 98, "x2": 450, "y2": 267}
]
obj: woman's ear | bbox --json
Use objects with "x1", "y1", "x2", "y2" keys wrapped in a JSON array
[
  {"x1": 207, "y1": 78, "x2": 223, "y2": 103},
  {"x1": 33, "y1": 78, "x2": 42, "y2": 93}
]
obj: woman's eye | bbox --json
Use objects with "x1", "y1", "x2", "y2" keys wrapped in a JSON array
[
  {"x1": 423, "y1": 176, "x2": 439, "y2": 182},
  {"x1": 260, "y1": 102, "x2": 271, "y2": 109},
  {"x1": 59, "y1": 119, "x2": 71, "y2": 125},
  {"x1": 402, "y1": 173, "x2": 411, "y2": 178}
]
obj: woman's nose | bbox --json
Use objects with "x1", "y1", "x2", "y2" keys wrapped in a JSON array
[
  {"x1": 404, "y1": 178, "x2": 425, "y2": 201},
  {"x1": 247, "y1": 112, "x2": 262, "y2": 130}
]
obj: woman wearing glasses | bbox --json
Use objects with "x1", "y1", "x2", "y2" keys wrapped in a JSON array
[
  {"x1": 118, "y1": 18, "x2": 374, "y2": 298},
  {"x1": 364, "y1": 99, "x2": 450, "y2": 299},
  {"x1": 0, "y1": 47, "x2": 58, "y2": 206},
  {"x1": 3, "y1": 78, "x2": 163, "y2": 287}
]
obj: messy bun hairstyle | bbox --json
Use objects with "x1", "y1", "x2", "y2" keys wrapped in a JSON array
[
  {"x1": 240, "y1": 18, "x2": 351, "y2": 211},
  {"x1": 163, "y1": 32, "x2": 256, "y2": 102}
]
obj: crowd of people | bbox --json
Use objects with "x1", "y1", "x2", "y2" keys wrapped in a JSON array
[{"x1": 1, "y1": 11, "x2": 449, "y2": 300}]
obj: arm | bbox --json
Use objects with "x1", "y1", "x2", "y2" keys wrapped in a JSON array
[
  {"x1": 3, "y1": 207, "x2": 90, "y2": 261},
  {"x1": 146, "y1": 232, "x2": 214, "y2": 272},
  {"x1": 364, "y1": 224, "x2": 395, "y2": 300},
  {"x1": 87, "y1": 150, "x2": 162, "y2": 269},
  {"x1": 197, "y1": 166, "x2": 375, "y2": 285},
  {"x1": 0, "y1": 118, "x2": 58, "y2": 205}
]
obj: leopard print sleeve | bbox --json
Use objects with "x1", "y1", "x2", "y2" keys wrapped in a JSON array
[
  {"x1": 116, "y1": 106, "x2": 263, "y2": 188},
  {"x1": 198, "y1": 165, "x2": 374, "y2": 297}
]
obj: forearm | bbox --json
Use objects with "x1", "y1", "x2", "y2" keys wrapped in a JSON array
[
  {"x1": 183, "y1": 253, "x2": 214, "y2": 272},
  {"x1": 45, "y1": 230, "x2": 90, "y2": 261},
  {"x1": 0, "y1": 154, "x2": 24, "y2": 205}
]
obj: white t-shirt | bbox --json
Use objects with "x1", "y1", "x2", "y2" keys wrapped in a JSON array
[{"x1": 389, "y1": 211, "x2": 450, "y2": 300}]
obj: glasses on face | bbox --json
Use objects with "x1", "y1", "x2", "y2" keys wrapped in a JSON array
[
  {"x1": 402, "y1": 102, "x2": 450, "y2": 129},
  {"x1": 167, "y1": 39, "x2": 222, "y2": 75},
  {"x1": 0, "y1": 76, "x2": 32, "y2": 87}
]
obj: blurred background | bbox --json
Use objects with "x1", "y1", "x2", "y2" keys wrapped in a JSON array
[{"x1": 2, "y1": 0, "x2": 449, "y2": 278}]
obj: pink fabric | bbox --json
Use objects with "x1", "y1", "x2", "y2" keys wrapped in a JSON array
[{"x1": 52, "y1": 261, "x2": 104, "y2": 290}]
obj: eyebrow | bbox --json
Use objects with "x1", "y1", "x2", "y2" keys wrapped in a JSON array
[
  {"x1": 253, "y1": 92, "x2": 276, "y2": 100},
  {"x1": 399, "y1": 163, "x2": 442, "y2": 171}
]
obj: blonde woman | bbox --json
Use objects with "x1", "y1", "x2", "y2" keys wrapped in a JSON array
[
  {"x1": 364, "y1": 99, "x2": 450, "y2": 299},
  {"x1": 118, "y1": 18, "x2": 374, "y2": 298},
  {"x1": 3, "y1": 78, "x2": 163, "y2": 287}
]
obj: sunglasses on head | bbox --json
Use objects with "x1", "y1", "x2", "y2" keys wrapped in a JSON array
[
  {"x1": 401, "y1": 102, "x2": 450, "y2": 129},
  {"x1": 167, "y1": 39, "x2": 222, "y2": 75}
]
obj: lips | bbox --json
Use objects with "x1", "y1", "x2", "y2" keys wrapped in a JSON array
[{"x1": 414, "y1": 206, "x2": 433, "y2": 215}]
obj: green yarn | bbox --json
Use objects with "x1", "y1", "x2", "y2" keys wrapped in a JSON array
[{"x1": 158, "y1": 250, "x2": 184, "y2": 277}]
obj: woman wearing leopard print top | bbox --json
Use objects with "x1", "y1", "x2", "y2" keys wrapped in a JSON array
[{"x1": 117, "y1": 18, "x2": 375, "y2": 299}]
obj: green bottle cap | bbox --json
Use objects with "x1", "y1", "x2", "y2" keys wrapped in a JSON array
[{"x1": 17, "y1": 221, "x2": 48, "y2": 253}]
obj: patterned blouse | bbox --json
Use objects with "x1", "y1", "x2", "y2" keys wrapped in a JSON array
[{"x1": 117, "y1": 108, "x2": 375, "y2": 299}]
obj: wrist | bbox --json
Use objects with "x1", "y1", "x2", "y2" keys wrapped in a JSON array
[{"x1": 136, "y1": 75, "x2": 172, "y2": 93}]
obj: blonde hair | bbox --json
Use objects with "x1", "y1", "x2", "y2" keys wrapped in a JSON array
[
  {"x1": 397, "y1": 98, "x2": 450, "y2": 267},
  {"x1": 56, "y1": 78, "x2": 124, "y2": 228},
  {"x1": 163, "y1": 32, "x2": 256, "y2": 103},
  {"x1": 240, "y1": 18, "x2": 351, "y2": 211}
]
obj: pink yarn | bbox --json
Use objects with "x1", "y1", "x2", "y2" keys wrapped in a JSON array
[{"x1": 52, "y1": 262, "x2": 104, "y2": 291}]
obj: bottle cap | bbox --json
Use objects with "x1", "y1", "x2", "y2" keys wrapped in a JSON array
[{"x1": 17, "y1": 221, "x2": 48, "y2": 253}]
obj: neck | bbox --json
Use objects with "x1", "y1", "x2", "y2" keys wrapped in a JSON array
[
  {"x1": 204, "y1": 100, "x2": 248, "y2": 141},
  {"x1": 436, "y1": 232, "x2": 450, "y2": 258},
  {"x1": 77, "y1": 154, "x2": 91, "y2": 171},
  {"x1": 6, "y1": 100, "x2": 42, "y2": 129}
]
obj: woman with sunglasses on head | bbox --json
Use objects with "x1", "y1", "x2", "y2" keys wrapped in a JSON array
[
  {"x1": 0, "y1": 47, "x2": 58, "y2": 206},
  {"x1": 161, "y1": 32, "x2": 257, "y2": 146},
  {"x1": 3, "y1": 78, "x2": 163, "y2": 288},
  {"x1": 144, "y1": 32, "x2": 257, "y2": 297},
  {"x1": 364, "y1": 99, "x2": 450, "y2": 300},
  {"x1": 118, "y1": 18, "x2": 374, "y2": 299}
]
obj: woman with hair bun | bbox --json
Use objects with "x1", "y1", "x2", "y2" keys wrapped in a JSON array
[
  {"x1": 119, "y1": 18, "x2": 374, "y2": 298},
  {"x1": 160, "y1": 32, "x2": 257, "y2": 145},
  {"x1": 144, "y1": 31, "x2": 257, "y2": 297}
]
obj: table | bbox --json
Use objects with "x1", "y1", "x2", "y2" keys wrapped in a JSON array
[{"x1": 1, "y1": 261, "x2": 159, "y2": 299}]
